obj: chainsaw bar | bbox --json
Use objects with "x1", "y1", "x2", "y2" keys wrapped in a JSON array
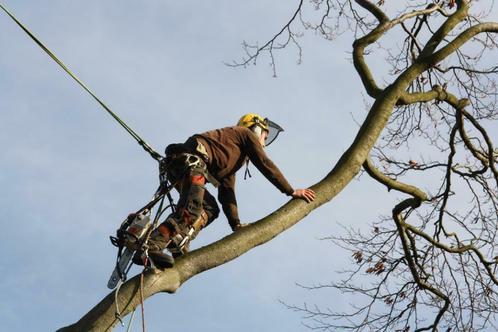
[{"x1": 107, "y1": 248, "x2": 135, "y2": 289}]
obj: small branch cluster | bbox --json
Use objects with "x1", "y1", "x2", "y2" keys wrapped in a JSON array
[
  {"x1": 225, "y1": 0, "x2": 305, "y2": 77},
  {"x1": 283, "y1": 1, "x2": 498, "y2": 331},
  {"x1": 227, "y1": 0, "x2": 357, "y2": 76}
]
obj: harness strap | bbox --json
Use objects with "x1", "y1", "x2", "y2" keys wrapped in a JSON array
[
  {"x1": 193, "y1": 140, "x2": 221, "y2": 187},
  {"x1": 163, "y1": 152, "x2": 220, "y2": 187},
  {"x1": 183, "y1": 153, "x2": 220, "y2": 187},
  {"x1": 243, "y1": 159, "x2": 252, "y2": 180}
]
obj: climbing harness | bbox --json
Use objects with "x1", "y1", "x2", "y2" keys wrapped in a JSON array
[
  {"x1": 0, "y1": 3, "x2": 162, "y2": 161},
  {"x1": 109, "y1": 144, "x2": 216, "y2": 295}
]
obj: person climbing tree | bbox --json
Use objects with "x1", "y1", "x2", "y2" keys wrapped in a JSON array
[{"x1": 135, "y1": 113, "x2": 316, "y2": 268}]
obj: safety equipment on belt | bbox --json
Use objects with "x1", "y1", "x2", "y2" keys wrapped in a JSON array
[
  {"x1": 161, "y1": 143, "x2": 220, "y2": 187},
  {"x1": 237, "y1": 113, "x2": 284, "y2": 146},
  {"x1": 154, "y1": 140, "x2": 214, "y2": 257}
]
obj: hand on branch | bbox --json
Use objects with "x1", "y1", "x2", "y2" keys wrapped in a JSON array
[{"x1": 292, "y1": 188, "x2": 316, "y2": 203}]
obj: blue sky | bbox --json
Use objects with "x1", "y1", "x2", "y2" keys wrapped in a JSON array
[{"x1": 1, "y1": 1, "x2": 497, "y2": 331}]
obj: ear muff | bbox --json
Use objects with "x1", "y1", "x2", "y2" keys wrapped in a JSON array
[{"x1": 252, "y1": 125, "x2": 264, "y2": 138}]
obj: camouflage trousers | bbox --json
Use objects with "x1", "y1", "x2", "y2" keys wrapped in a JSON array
[{"x1": 149, "y1": 148, "x2": 220, "y2": 255}]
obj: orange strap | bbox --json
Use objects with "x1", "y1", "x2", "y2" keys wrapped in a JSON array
[{"x1": 191, "y1": 174, "x2": 206, "y2": 185}]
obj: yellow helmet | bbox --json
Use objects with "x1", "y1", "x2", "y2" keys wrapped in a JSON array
[
  {"x1": 237, "y1": 113, "x2": 269, "y2": 132},
  {"x1": 237, "y1": 113, "x2": 284, "y2": 146}
]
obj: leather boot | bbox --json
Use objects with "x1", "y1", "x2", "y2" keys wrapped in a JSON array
[{"x1": 133, "y1": 226, "x2": 175, "y2": 269}]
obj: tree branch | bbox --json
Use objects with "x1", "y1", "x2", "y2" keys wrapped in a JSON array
[
  {"x1": 393, "y1": 199, "x2": 450, "y2": 331},
  {"x1": 425, "y1": 22, "x2": 498, "y2": 67},
  {"x1": 352, "y1": 2, "x2": 443, "y2": 98},
  {"x1": 363, "y1": 157, "x2": 428, "y2": 201},
  {"x1": 226, "y1": 0, "x2": 304, "y2": 76},
  {"x1": 419, "y1": 0, "x2": 470, "y2": 57}
]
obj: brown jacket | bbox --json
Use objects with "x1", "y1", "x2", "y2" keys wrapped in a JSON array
[{"x1": 194, "y1": 126, "x2": 294, "y2": 228}]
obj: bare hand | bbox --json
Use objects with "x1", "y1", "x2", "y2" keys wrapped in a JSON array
[{"x1": 292, "y1": 188, "x2": 316, "y2": 203}]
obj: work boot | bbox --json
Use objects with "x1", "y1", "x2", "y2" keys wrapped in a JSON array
[
  {"x1": 168, "y1": 242, "x2": 189, "y2": 259},
  {"x1": 148, "y1": 251, "x2": 174, "y2": 269},
  {"x1": 132, "y1": 249, "x2": 175, "y2": 269},
  {"x1": 132, "y1": 227, "x2": 175, "y2": 269},
  {"x1": 147, "y1": 227, "x2": 171, "y2": 251}
]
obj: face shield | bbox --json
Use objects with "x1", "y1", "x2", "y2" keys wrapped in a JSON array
[{"x1": 263, "y1": 118, "x2": 284, "y2": 146}]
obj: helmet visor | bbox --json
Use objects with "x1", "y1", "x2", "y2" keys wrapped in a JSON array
[{"x1": 264, "y1": 118, "x2": 284, "y2": 146}]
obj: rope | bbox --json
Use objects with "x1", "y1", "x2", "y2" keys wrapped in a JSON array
[
  {"x1": 126, "y1": 310, "x2": 136, "y2": 332},
  {"x1": 115, "y1": 272, "x2": 146, "y2": 331},
  {"x1": 114, "y1": 280, "x2": 125, "y2": 326},
  {"x1": 140, "y1": 269, "x2": 147, "y2": 332},
  {"x1": 0, "y1": 3, "x2": 163, "y2": 161}
]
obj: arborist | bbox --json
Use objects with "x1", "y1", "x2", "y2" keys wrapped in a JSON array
[{"x1": 134, "y1": 113, "x2": 316, "y2": 268}]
